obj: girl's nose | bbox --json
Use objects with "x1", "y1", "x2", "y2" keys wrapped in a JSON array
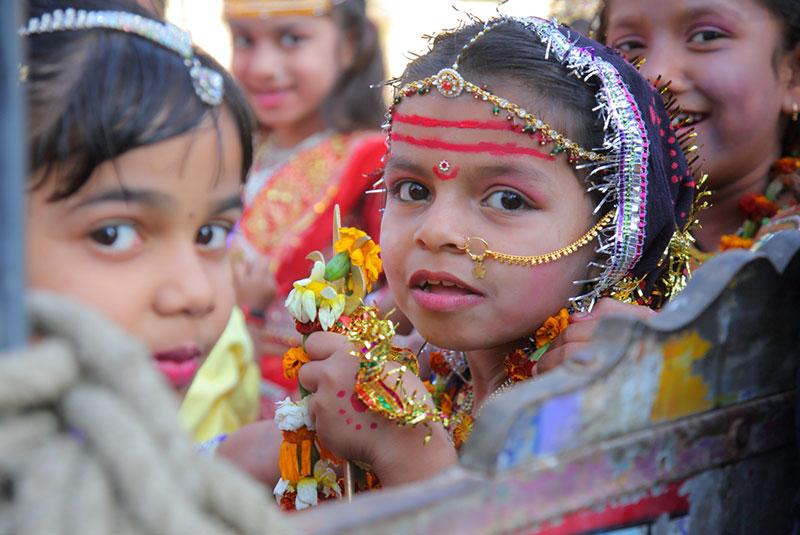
[
  {"x1": 248, "y1": 42, "x2": 282, "y2": 81},
  {"x1": 412, "y1": 197, "x2": 466, "y2": 254},
  {"x1": 154, "y1": 246, "x2": 216, "y2": 318}
]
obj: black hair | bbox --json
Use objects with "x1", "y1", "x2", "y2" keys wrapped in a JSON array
[
  {"x1": 324, "y1": 0, "x2": 386, "y2": 132},
  {"x1": 25, "y1": 0, "x2": 254, "y2": 201},
  {"x1": 400, "y1": 20, "x2": 605, "y2": 177},
  {"x1": 594, "y1": 0, "x2": 800, "y2": 155}
]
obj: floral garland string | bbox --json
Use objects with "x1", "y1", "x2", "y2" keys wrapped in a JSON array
[
  {"x1": 718, "y1": 156, "x2": 800, "y2": 252},
  {"x1": 274, "y1": 207, "x2": 382, "y2": 511},
  {"x1": 427, "y1": 308, "x2": 573, "y2": 449}
]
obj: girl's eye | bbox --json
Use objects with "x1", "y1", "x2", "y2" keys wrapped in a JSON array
[
  {"x1": 232, "y1": 34, "x2": 253, "y2": 49},
  {"x1": 197, "y1": 223, "x2": 232, "y2": 250},
  {"x1": 88, "y1": 223, "x2": 141, "y2": 253},
  {"x1": 688, "y1": 29, "x2": 726, "y2": 44},
  {"x1": 483, "y1": 190, "x2": 532, "y2": 212},
  {"x1": 613, "y1": 38, "x2": 646, "y2": 53},
  {"x1": 394, "y1": 181, "x2": 431, "y2": 202},
  {"x1": 279, "y1": 33, "x2": 304, "y2": 48}
]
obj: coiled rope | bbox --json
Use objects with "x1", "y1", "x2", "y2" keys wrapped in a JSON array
[{"x1": 0, "y1": 293, "x2": 287, "y2": 534}]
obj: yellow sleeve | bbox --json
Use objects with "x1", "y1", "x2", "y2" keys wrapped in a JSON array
[{"x1": 179, "y1": 307, "x2": 261, "y2": 443}]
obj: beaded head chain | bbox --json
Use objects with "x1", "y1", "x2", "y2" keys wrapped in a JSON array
[
  {"x1": 223, "y1": 0, "x2": 347, "y2": 18},
  {"x1": 19, "y1": 9, "x2": 224, "y2": 106},
  {"x1": 383, "y1": 17, "x2": 697, "y2": 310}
]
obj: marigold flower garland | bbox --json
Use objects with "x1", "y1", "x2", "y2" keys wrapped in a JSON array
[
  {"x1": 275, "y1": 206, "x2": 382, "y2": 511},
  {"x1": 427, "y1": 308, "x2": 573, "y2": 449},
  {"x1": 718, "y1": 156, "x2": 800, "y2": 251}
]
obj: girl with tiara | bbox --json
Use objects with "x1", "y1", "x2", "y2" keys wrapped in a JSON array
[
  {"x1": 220, "y1": 16, "x2": 698, "y2": 491},
  {"x1": 22, "y1": 0, "x2": 254, "y2": 405},
  {"x1": 223, "y1": 0, "x2": 387, "y2": 404},
  {"x1": 597, "y1": 0, "x2": 800, "y2": 256}
]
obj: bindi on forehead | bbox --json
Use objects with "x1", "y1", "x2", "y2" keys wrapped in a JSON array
[{"x1": 390, "y1": 110, "x2": 557, "y2": 180}]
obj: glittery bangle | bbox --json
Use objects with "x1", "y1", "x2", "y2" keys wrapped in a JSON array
[{"x1": 343, "y1": 306, "x2": 440, "y2": 436}]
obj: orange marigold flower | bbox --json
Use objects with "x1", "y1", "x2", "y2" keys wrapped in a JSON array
[
  {"x1": 534, "y1": 308, "x2": 571, "y2": 349},
  {"x1": 452, "y1": 415, "x2": 474, "y2": 449},
  {"x1": 773, "y1": 157, "x2": 800, "y2": 175},
  {"x1": 334, "y1": 227, "x2": 382, "y2": 290},
  {"x1": 283, "y1": 346, "x2": 310, "y2": 380},
  {"x1": 719, "y1": 234, "x2": 754, "y2": 251},
  {"x1": 438, "y1": 392, "x2": 453, "y2": 416},
  {"x1": 739, "y1": 193, "x2": 778, "y2": 221},
  {"x1": 504, "y1": 348, "x2": 534, "y2": 382},
  {"x1": 429, "y1": 351, "x2": 451, "y2": 377}
]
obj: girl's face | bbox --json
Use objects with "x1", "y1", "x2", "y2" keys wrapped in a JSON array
[
  {"x1": 604, "y1": 0, "x2": 799, "y2": 188},
  {"x1": 229, "y1": 15, "x2": 353, "y2": 139},
  {"x1": 26, "y1": 115, "x2": 243, "y2": 396},
  {"x1": 381, "y1": 89, "x2": 595, "y2": 352}
]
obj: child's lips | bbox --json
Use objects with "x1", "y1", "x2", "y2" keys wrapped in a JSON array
[
  {"x1": 153, "y1": 345, "x2": 202, "y2": 389},
  {"x1": 408, "y1": 270, "x2": 485, "y2": 312},
  {"x1": 252, "y1": 89, "x2": 291, "y2": 109}
]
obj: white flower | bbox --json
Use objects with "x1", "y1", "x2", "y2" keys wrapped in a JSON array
[
  {"x1": 318, "y1": 285, "x2": 346, "y2": 331},
  {"x1": 273, "y1": 478, "x2": 291, "y2": 500},
  {"x1": 285, "y1": 261, "x2": 327, "y2": 324},
  {"x1": 295, "y1": 477, "x2": 319, "y2": 510},
  {"x1": 315, "y1": 460, "x2": 342, "y2": 499},
  {"x1": 274, "y1": 397, "x2": 314, "y2": 431}
]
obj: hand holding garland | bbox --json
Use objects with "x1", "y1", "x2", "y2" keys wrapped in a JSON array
[{"x1": 299, "y1": 331, "x2": 457, "y2": 488}]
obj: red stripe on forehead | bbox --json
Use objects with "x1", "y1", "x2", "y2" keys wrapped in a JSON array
[
  {"x1": 390, "y1": 132, "x2": 555, "y2": 161},
  {"x1": 393, "y1": 112, "x2": 512, "y2": 131}
]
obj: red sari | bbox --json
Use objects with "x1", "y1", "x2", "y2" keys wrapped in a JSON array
[{"x1": 237, "y1": 131, "x2": 385, "y2": 401}]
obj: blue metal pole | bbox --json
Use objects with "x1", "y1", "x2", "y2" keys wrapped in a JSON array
[{"x1": 0, "y1": 1, "x2": 28, "y2": 351}]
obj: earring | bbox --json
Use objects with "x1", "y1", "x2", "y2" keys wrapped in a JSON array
[{"x1": 793, "y1": 102, "x2": 799, "y2": 122}]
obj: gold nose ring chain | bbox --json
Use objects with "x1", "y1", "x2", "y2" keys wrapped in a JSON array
[{"x1": 458, "y1": 210, "x2": 615, "y2": 279}]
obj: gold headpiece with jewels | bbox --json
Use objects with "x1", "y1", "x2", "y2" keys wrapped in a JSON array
[
  {"x1": 223, "y1": 0, "x2": 342, "y2": 18},
  {"x1": 393, "y1": 21, "x2": 606, "y2": 164}
]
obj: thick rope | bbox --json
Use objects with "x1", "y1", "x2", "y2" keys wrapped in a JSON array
[{"x1": 0, "y1": 292, "x2": 288, "y2": 534}]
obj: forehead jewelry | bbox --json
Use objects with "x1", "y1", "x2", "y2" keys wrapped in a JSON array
[
  {"x1": 433, "y1": 159, "x2": 460, "y2": 180},
  {"x1": 389, "y1": 20, "x2": 605, "y2": 166},
  {"x1": 384, "y1": 17, "x2": 652, "y2": 310},
  {"x1": 458, "y1": 210, "x2": 614, "y2": 279},
  {"x1": 19, "y1": 9, "x2": 224, "y2": 106}
]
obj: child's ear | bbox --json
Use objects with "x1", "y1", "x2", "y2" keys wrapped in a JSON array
[{"x1": 780, "y1": 42, "x2": 800, "y2": 116}]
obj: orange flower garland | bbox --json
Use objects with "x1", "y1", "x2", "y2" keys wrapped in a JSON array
[
  {"x1": 534, "y1": 308, "x2": 571, "y2": 349},
  {"x1": 429, "y1": 351, "x2": 451, "y2": 377},
  {"x1": 282, "y1": 346, "x2": 310, "y2": 380},
  {"x1": 719, "y1": 235, "x2": 754, "y2": 251}
]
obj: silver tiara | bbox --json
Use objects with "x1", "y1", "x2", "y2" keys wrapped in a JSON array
[{"x1": 19, "y1": 8, "x2": 224, "y2": 106}]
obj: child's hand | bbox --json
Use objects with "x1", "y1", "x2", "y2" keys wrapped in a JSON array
[
  {"x1": 536, "y1": 298, "x2": 655, "y2": 375},
  {"x1": 232, "y1": 254, "x2": 277, "y2": 312},
  {"x1": 300, "y1": 332, "x2": 457, "y2": 486},
  {"x1": 217, "y1": 419, "x2": 283, "y2": 488}
]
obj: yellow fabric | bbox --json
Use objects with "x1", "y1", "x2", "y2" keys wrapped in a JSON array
[{"x1": 179, "y1": 308, "x2": 260, "y2": 443}]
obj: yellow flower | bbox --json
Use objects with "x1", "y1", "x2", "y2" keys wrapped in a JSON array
[
  {"x1": 282, "y1": 347, "x2": 310, "y2": 380},
  {"x1": 285, "y1": 260, "x2": 345, "y2": 330},
  {"x1": 335, "y1": 227, "x2": 382, "y2": 290}
]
